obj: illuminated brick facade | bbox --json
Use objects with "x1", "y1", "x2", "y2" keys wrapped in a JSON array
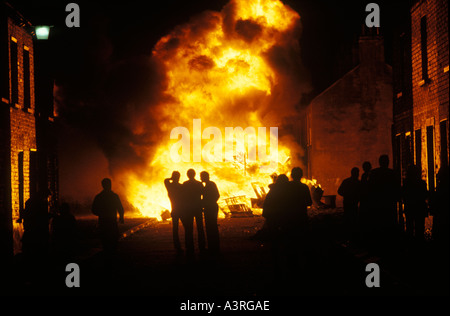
[
  {"x1": 392, "y1": 0, "x2": 449, "y2": 190},
  {"x1": 305, "y1": 34, "x2": 394, "y2": 207},
  {"x1": 1, "y1": 3, "x2": 58, "y2": 258}
]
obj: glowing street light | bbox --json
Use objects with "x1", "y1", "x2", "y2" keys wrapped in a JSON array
[{"x1": 35, "y1": 25, "x2": 51, "y2": 40}]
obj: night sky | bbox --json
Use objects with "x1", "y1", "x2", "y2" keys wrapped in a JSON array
[
  {"x1": 7, "y1": 0, "x2": 412, "y2": 202},
  {"x1": 9, "y1": 0, "x2": 412, "y2": 96}
]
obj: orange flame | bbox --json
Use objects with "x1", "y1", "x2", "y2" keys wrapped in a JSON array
[{"x1": 125, "y1": 0, "x2": 304, "y2": 219}]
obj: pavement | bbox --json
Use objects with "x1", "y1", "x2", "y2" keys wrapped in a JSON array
[{"x1": 3, "y1": 210, "x2": 449, "y2": 300}]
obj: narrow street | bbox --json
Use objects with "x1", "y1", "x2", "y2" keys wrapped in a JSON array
[{"x1": 6, "y1": 212, "x2": 448, "y2": 300}]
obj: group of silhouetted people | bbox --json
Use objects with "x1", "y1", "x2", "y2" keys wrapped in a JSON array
[
  {"x1": 17, "y1": 189, "x2": 77, "y2": 284},
  {"x1": 261, "y1": 167, "x2": 312, "y2": 273},
  {"x1": 19, "y1": 190, "x2": 77, "y2": 259},
  {"x1": 165, "y1": 169, "x2": 221, "y2": 259},
  {"x1": 338, "y1": 154, "x2": 449, "y2": 248},
  {"x1": 17, "y1": 157, "x2": 447, "y2": 283}
]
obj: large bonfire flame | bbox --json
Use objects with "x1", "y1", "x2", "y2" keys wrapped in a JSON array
[{"x1": 124, "y1": 0, "x2": 308, "y2": 219}]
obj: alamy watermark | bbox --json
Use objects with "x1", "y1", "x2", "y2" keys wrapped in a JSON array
[
  {"x1": 169, "y1": 119, "x2": 278, "y2": 171},
  {"x1": 365, "y1": 3, "x2": 380, "y2": 28}
]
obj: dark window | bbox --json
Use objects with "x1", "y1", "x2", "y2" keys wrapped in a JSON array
[
  {"x1": 440, "y1": 120, "x2": 449, "y2": 169},
  {"x1": 18, "y1": 151, "x2": 24, "y2": 211},
  {"x1": 405, "y1": 133, "x2": 413, "y2": 167},
  {"x1": 399, "y1": 34, "x2": 406, "y2": 91},
  {"x1": 23, "y1": 48, "x2": 31, "y2": 109},
  {"x1": 426, "y1": 125, "x2": 435, "y2": 192},
  {"x1": 420, "y1": 16, "x2": 428, "y2": 80},
  {"x1": 29, "y1": 150, "x2": 38, "y2": 198},
  {"x1": 1, "y1": 30, "x2": 9, "y2": 102},
  {"x1": 10, "y1": 39, "x2": 19, "y2": 105},
  {"x1": 395, "y1": 134, "x2": 402, "y2": 176},
  {"x1": 415, "y1": 129, "x2": 422, "y2": 169}
]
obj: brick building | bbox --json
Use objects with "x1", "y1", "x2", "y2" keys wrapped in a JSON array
[
  {"x1": 392, "y1": 0, "x2": 449, "y2": 191},
  {"x1": 1, "y1": 2, "x2": 58, "y2": 259},
  {"x1": 304, "y1": 32, "x2": 394, "y2": 207}
]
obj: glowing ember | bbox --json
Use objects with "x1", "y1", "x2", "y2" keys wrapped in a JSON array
[{"x1": 125, "y1": 0, "x2": 307, "y2": 219}]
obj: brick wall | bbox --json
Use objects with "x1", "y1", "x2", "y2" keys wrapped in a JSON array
[
  {"x1": 411, "y1": 0, "x2": 449, "y2": 189},
  {"x1": 306, "y1": 36, "x2": 393, "y2": 206},
  {"x1": 392, "y1": 9, "x2": 415, "y2": 182},
  {"x1": 6, "y1": 17, "x2": 36, "y2": 254}
]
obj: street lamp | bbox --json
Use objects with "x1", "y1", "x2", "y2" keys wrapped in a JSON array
[{"x1": 35, "y1": 25, "x2": 51, "y2": 40}]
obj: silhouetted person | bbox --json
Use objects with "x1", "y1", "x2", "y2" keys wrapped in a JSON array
[
  {"x1": 287, "y1": 167, "x2": 313, "y2": 269},
  {"x1": 359, "y1": 161, "x2": 372, "y2": 224},
  {"x1": 182, "y1": 169, "x2": 206, "y2": 257},
  {"x1": 92, "y1": 178, "x2": 124, "y2": 255},
  {"x1": 263, "y1": 174, "x2": 291, "y2": 235},
  {"x1": 20, "y1": 189, "x2": 52, "y2": 258},
  {"x1": 165, "y1": 171, "x2": 184, "y2": 254},
  {"x1": 402, "y1": 165, "x2": 428, "y2": 242},
  {"x1": 368, "y1": 155, "x2": 400, "y2": 236},
  {"x1": 200, "y1": 171, "x2": 220, "y2": 255},
  {"x1": 288, "y1": 167, "x2": 312, "y2": 231},
  {"x1": 338, "y1": 167, "x2": 361, "y2": 242},
  {"x1": 431, "y1": 166, "x2": 449, "y2": 244},
  {"x1": 51, "y1": 202, "x2": 77, "y2": 260},
  {"x1": 262, "y1": 174, "x2": 293, "y2": 276},
  {"x1": 17, "y1": 189, "x2": 51, "y2": 284}
]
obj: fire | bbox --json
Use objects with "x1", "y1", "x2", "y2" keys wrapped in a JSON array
[{"x1": 125, "y1": 0, "x2": 304, "y2": 219}]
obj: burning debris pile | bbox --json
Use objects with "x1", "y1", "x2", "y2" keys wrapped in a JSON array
[
  {"x1": 57, "y1": 0, "x2": 311, "y2": 219},
  {"x1": 124, "y1": 0, "x2": 311, "y2": 219}
]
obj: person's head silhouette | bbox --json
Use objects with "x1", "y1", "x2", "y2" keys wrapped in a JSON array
[
  {"x1": 200, "y1": 171, "x2": 210, "y2": 182},
  {"x1": 276, "y1": 174, "x2": 289, "y2": 184},
  {"x1": 351, "y1": 167, "x2": 359, "y2": 179},
  {"x1": 187, "y1": 169, "x2": 196, "y2": 180},
  {"x1": 291, "y1": 167, "x2": 303, "y2": 181},
  {"x1": 379, "y1": 155, "x2": 389, "y2": 168},
  {"x1": 362, "y1": 161, "x2": 372, "y2": 173},
  {"x1": 102, "y1": 178, "x2": 112, "y2": 191},
  {"x1": 60, "y1": 202, "x2": 71, "y2": 215},
  {"x1": 171, "y1": 171, "x2": 181, "y2": 183},
  {"x1": 406, "y1": 165, "x2": 421, "y2": 181}
]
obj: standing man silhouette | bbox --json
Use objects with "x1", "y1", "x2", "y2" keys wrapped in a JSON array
[
  {"x1": 20, "y1": 189, "x2": 52, "y2": 258},
  {"x1": 402, "y1": 165, "x2": 428, "y2": 242},
  {"x1": 287, "y1": 167, "x2": 312, "y2": 270},
  {"x1": 359, "y1": 161, "x2": 372, "y2": 230},
  {"x1": 182, "y1": 169, "x2": 206, "y2": 257},
  {"x1": 92, "y1": 178, "x2": 124, "y2": 255},
  {"x1": 369, "y1": 155, "x2": 400, "y2": 232},
  {"x1": 338, "y1": 167, "x2": 361, "y2": 242},
  {"x1": 165, "y1": 171, "x2": 184, "y2": 254},
  {"x1": 200, "y1": 171, "x2": 220, "y2": 255}
]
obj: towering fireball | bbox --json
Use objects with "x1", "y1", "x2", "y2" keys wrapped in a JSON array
[{"x1": 126, "y1": 0, "x2": 309, "y2": 219}]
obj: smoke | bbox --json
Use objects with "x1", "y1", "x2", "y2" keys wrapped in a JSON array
[{"x1": 56, "y1": 0, "x2": 311, "y2": 205}]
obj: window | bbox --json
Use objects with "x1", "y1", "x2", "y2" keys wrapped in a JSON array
[
  {"x1": 399, "y1": 33, "x2": 406, "y2": 93},
  {"x1": 440, "y1": 120, "x2": 449, "y2": 169},
  {"x1": 10, "y1": 37, "x2": 19, "y2": 105},
  {"x1": 404, "y1": 132, "x2": 412, "y2": 167},
  {"x1": 420, "y1": 16, "x2": 428, "y2": 81},
  {"x1": 18, "y1": 151, "x2": 24, "y2": 211},
  {"x1": 426, "y1": 125, "x2": 435, "y2": 191},
  {"x1": 29, "y1": 150, "x2": 38, "y2": 198},
  {"x1": 415, "y1": 128, "x2": 422, "y2": 170},
  {"x1": 394, "y1": 134, "x2": 402, "y2": 177},
  {"x1": 23, "y1": 47, "x2": 31, "y2": 110}
]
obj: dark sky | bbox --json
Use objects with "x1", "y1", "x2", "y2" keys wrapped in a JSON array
[{"x1": 9, "y1": 0, "x2": 412, "y2": 97}]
